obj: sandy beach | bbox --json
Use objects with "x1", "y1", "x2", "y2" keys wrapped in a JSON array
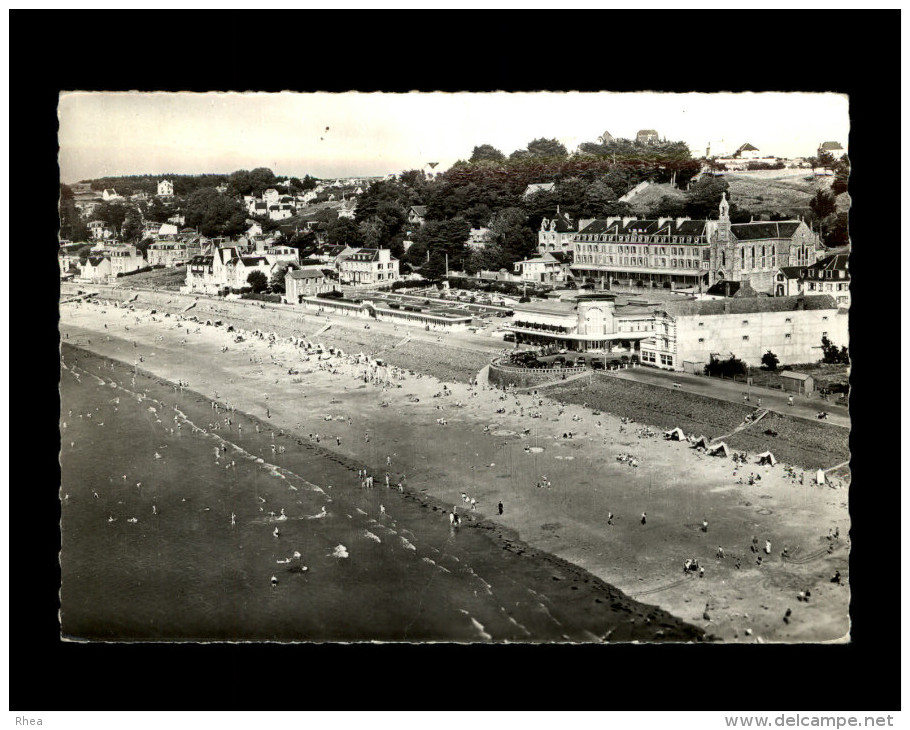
[{"x1": 59, "y1": 295, "x2": 851, "y2": 642}]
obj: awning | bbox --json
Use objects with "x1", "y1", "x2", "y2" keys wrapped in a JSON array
[
  {"x1": 571, "y1": 265, "x2": 709, "y2": 276},
  {"x1": 506, "y1": 326, "x2": 653, "y2": 341}
]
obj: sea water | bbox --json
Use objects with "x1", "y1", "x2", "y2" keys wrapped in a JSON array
[{"x1": 59, "y1": 344, "x2": 698, "y2": 642}]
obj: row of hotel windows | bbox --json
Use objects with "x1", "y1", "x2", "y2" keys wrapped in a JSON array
[
  {"x1": 575, "y1": 255, "x2": 701, "y2": 269},
  {"x1": 576, "y1": 244, "x2": 704, "y2": 256},
  {"x1": 577, "y1": 234, "x2": 705, "y2": 244}
]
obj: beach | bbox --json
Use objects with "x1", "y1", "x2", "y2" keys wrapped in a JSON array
[{"x1": 59, "y1": 294, "x2": 851, "y2": 642}]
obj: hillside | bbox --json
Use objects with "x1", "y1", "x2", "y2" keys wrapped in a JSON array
[
  {"x1": 629, "y1": 171, "x2": 849, "y2": 220},
  {"x1": 626, "y1": 182, "x2": 687, "y2": 213}
]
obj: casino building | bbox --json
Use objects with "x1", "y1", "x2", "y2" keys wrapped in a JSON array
[{"x1": 505, "y1": 294, "x2": 655, "y2": 356}]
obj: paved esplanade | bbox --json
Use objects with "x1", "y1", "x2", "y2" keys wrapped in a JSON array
[{"x1": 608, "y1": 366, "x2": 850, "y2": 429}]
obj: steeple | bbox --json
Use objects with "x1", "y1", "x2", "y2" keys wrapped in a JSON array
[
  {"x1": 719, "y1": 191, "x2": 730, "y2": 221},
  {"x1": 716, "y1": 192, "x2": 731, "y2": 244}
]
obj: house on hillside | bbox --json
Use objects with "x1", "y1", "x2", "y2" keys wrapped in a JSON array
[
  {"x1": 269, "y1": 204, "x2": 295, "y2": 221},
  {"x1": 735, "y1": 143, "x2": 761, "y2": 159},
  {"x1": 338, "y1": 199, "x2": 357, "y2": 219},
  {"x1": 598, "y1": 130, "x2": 614, "y2": 144},
  {"x1": 102, "y1": 189, "x2": 123, "y2": 202},
  {"x1": 264, "y1": 245, "x2": 300, "y2": 266},
  {"x1": 157, "y1": 180, "x2": 174, "y2": 197},
  {"x1": 467, "y1": 227, "x2": 491, "y2": 249},
  {"x1": 817, "y1": 141, "x2": 846, "y2": 159},
  {"x1": 636, "y1": 129, "x2": 660, "y2": 145},
  {"x1": 263, "y1": 189, "x2": 280, "y2": 205},
  {"x1": 407, "y1": 205, "x2": 428, "y2": 228},
  {"x1": 158, "y1": 223, "x2": 180, "y2": 239},
  {"x1": 250, "y1": 200, "x2": 268, "y2": 217},
  {"x1": 523, "y1": 182, "x2": 555, "y2": 198},
  {"x1": 88, "y1": 220, "x2": 114, "y2": 240}
]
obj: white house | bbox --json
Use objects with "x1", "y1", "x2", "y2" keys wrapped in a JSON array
[
  {"x1": 337, "y1": 199, "x2": 357, "y2": 219},
  {"x1": 817, "y1": 141, "x2": 846, "y2": 159},
  {"x1": 467, "y1": 227, "x2": 491, "y2": 249},
  {"x1": 264, "y1": 245, "x2": 300, "y2": 266},
  {"x1": 147, "y1": 241, "x2": 188, "y2": 267},
  {"x1": 263, "y1": 189, "x2": 280, "y2": 205},
  {"x1": 269, "y1": 204, "x2": 295, "y2": 221},
  {"x1": 157, "y1": 180, "x2": 174, "y2": 197},
  {"x1": 106, "y1": 244, "x2": 146, "y2": 276},
  {"x1": 523, "y1": 183, "x2": 555, "y2": 198},
  {"x1": 158, "y1": 223, "x2": 180, "y2": 239},
  {"x1": 407, "y1": 206, "x2": 428, "y2": 227},
  {"x1": 337, "y1": 248, "x2": 399, "y2": 286},
  {"x1": 80, "y1": 254, "x2": 112, "y2": 282},
  {"x1": 513, "y1": 252, "x2": 567, "y2": 284},
  {"x1": 735, "y1": 143, "x2": 761, "y2": 159},
  {"x1": 102, "y1": 189, "x2": 123, "y2": 202},
  {"x1": 88, "y1": 220, "x2": 114, "y2": 240}
]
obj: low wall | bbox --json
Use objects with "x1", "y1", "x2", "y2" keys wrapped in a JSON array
[{"x1": 487, "y1": 359, "x2": 587, "y2": 389}]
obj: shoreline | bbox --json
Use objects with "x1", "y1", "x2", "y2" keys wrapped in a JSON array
[
  {"x1": 60, "y1": 341, "x2": 704, "y2": 643},
  {"x1": 59, "y1": 297, "x2": 851, "y2": 642}
]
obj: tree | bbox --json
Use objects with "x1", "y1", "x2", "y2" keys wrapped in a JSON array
[
  {"x1": 184, "y1": 188, "x2": 247, "y2": 237},
  {"x1": 483, "y1": 207, "x2": 537, "y2": 271},
  {"x1": 325, "y1": 217, "x2": 360, "y2": 247},
  {"x1": 270, "y1": 263, "x2": 290, "y2": 294},
  {"x1": 526, "y1": 137, "x2": 568, "y2": 159},
  {"x1": 761, "y1": 351, "x2": 780, "y2": 371},
  {"x1": 121, "y1": 210, "x2": 144, "y2": 243},
  {"x1": 821, "y1": 335, "x2": 849, "y2": 364},
  {"x1": 470, "y1": 144, "x2": 506, "y2": 163},
  {"x1": 831, "y1": 157, "x2": 850, "y2": 196},
  {"x1": 809, "y1": 189, "x2": 837, "y2": 222},
  {"x1": 411, "y1": 217, "x2": 471, "y2": 271},
  {"x1": 94, "y1": 201, "x2": 132, "y2": 235},
  {"x1": 247, "y1": 270, "x2": 268, "y2": 293},
  {"x1": 581, "y1": 179, "x2": 618, "y2": 217}
]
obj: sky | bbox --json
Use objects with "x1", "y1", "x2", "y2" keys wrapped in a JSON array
[{"x1": 58, "y1": 91, "x2": 850, "y2": 184}]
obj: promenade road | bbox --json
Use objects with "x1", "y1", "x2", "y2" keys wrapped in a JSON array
[{"x1": 607, "y1": 366, "x2": 850, "y2": 429}]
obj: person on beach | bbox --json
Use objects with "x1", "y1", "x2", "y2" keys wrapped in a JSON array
[
  {"x1": 641, "y1": 512, "x2": 647, "y2": 525},
  {"x1": 716, "y1": 546, "x2": 725, "y2": 559},
  {"x1": 498, "y1": 501, "x2": 503, "y2": 515},
  {"x1": 702, "y1": 519, "x2": 709, "y2": 533},
  {"x1": 788, "y1": 396, "x2": 794, "y2": 407}
]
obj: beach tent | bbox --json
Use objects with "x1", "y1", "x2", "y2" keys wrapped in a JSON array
[
  {"x1": 758, "y1": 452, "x2": 777, "y2": 466},
  {"x1": 664, "y1": 427, "x2": 686, "y2": 441},
  {"x1": 693, "y1": 435, "x2": 710, "y2": 450},
  {"x1": 708, "y1": 442, "x2": 730, "y2": 458},
  {"x1": 816, "y1": 469, "x2": 826, "y2": 485}
]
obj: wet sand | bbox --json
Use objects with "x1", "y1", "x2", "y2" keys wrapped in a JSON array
[{"x1": 59, "y1": 298, "x2": 851, "y2": 642}]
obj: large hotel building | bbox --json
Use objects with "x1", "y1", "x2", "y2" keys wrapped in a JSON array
[{"x1": 569, "y1": 194, "x2": 821, "y2": 295}]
